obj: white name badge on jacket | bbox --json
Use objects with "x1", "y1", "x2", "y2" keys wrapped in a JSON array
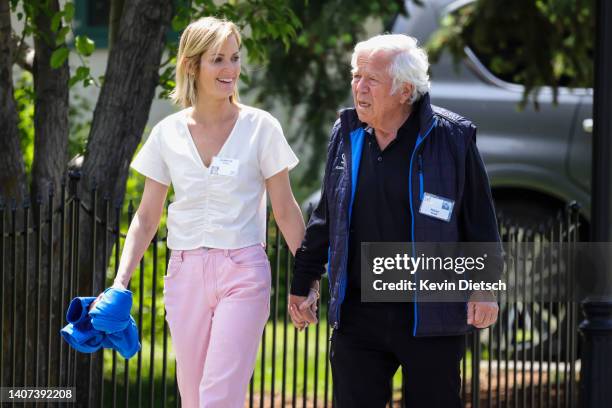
[
  {"x1": 419, "y1": 192, "x2": 455, "y2": 222},
  {"x1": 209, "y1": 157, "x2": 239, "y2": 177}
]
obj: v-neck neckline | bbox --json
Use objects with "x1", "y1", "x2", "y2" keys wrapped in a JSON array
[{"x1": 182, "y1": 106, "x2": 243, "y2": 170}]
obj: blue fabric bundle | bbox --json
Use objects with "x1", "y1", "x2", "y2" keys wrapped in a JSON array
[{"x1": 60, "y1": 287, "x2": 140, "y2": 359}]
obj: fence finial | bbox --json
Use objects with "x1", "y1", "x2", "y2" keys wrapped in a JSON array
[{"x1": 568, "y1": 200, "x2": 581, "y2": 214}]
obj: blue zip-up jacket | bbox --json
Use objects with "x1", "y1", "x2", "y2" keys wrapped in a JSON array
[
  {"x1": 60, "y1": 287, "x2": 140, "y2": 359},
  {"x1": 292, "y1": 93, "x2": 503, "y2": 336}
]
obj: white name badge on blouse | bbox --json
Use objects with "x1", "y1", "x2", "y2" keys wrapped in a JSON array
[
  {"x1": 419, "y1": 192, "x2": 455, "y2": 222},
  {"x1": 209, "y1": 157, "x2": 239, "y2": 177}
]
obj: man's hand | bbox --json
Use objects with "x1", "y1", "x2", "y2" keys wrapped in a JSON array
[
  {"x1": 467, "y1": 290, "x2": 498, "y2": 328},
  {"x1": 288, "y1": 281, "x2": 320, "y2": 330}
]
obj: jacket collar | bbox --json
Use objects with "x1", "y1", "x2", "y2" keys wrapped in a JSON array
[
  {"x1": 339, "y1": 92, "x2": 435, "y2": 137},
  {"x1": 416, "y1": 93, "x2": 435, "y2": 135}
]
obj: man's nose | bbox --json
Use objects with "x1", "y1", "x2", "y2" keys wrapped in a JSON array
[{"x1": 355, "y1": 78, "x2": 369, "y2": 93}]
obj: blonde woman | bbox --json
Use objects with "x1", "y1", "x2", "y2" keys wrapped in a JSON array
[{"x1": 94, "y1": 17, "x2": 308, "y2": 407}]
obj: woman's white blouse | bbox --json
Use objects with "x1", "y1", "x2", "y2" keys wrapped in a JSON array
[{"x1": 130, "y1": 105, "x2": 299, "y2": 250}]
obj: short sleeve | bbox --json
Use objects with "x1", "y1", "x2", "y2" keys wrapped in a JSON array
[
  {"x1": 130, "y1": 126, "x2": 172, "y2": 186},
  {"x1": 258, "y1": 116, "x2": 299, "y2": 179}
]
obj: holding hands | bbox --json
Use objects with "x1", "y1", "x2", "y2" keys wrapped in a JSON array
[{"x1": 288, "y1": 280, "x2": 320, "y2": 330}]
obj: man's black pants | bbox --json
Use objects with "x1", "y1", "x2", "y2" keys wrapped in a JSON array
[{"x1": 330, "y1": 298, "x2": 465, "y2": 408}]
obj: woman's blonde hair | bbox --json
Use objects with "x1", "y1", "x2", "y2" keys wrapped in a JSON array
[{"x1": 170, "y1": 17, "x2": 241, "y2": 108}]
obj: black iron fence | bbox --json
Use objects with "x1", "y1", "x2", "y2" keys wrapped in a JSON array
[{"x1": 0, "y1": 172, "x2": 582, "y2": 407}]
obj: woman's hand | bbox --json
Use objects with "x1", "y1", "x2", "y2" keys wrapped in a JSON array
[
  {"x1": 288, "y1": 280, "x2": 320, "y2": 330},
  {"x1": 88, "y1": 281, "x2": 127, "y2": 311},
  {"x1": 89, "y1": 293, "x2": 104, "y2": 312}
]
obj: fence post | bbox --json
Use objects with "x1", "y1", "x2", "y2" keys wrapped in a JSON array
[
  {"x1": 579, "y1": 301, "x2": 612, "y2": 407},
  {"x1": 579, "y1": 0, "x2": 612, "y2": 407}
]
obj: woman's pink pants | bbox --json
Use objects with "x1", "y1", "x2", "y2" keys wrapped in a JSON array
[{"x1": 163, "y1": 244, "x2": 271, "y2": 408}]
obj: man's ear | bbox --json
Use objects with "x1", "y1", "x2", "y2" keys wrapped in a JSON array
[{"x1": 400, "y1": 83, "x2": 413, "y2": 105}]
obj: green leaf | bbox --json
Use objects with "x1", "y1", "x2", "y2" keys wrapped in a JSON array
[
  {"x1": 55, "y1": 26, "x2": 70, "y2": 46},
  {"x1": 172, "y1": 14, "x2": 189, "y2": 32},
  {"x1": 68, "y1": 76, "x2": 80, "y2": 87},
  {"x1": 64, "y1": 3, "x2": 75, "y2": 22},
  {"x1": 50, "y1": 47, "x2": 69, "y2": 69},
  {"x1": 50, "y1": 12, "x2": 62, "y2": 32},
  {"x1": 69, "y1": 65, "x2": 92, "y2": 88},
  {"x1": 76, "y1": 66, "x2": 90, "y2": 79},
  {"x1": 296, "y1": 33, "x2": 308, "y2": 47},
  {"x1": 268, "y1": 24, "x2": 279, "y2": 38},
  {"x1": 75, "y1": 35, "x2": 95, "y2": 56}
]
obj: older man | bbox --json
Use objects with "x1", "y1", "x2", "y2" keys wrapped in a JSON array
[{"x1": 288, "y1": 34, "x2": 501, "y2": 407}]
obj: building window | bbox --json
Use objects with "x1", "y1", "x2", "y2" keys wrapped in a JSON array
[
  {"x1": 74, "y1": 0, "x2": 110, "y2": 48},
  {"x1": 73, "y1": 0, "x2": 179, "y2": 50}
]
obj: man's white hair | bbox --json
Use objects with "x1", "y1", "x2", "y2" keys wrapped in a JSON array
[{"x1": 351, "y1": 34, "x2": 430, "y2": 104}]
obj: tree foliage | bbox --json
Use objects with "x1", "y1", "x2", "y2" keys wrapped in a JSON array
[
  {"x1": 157, "y1": 0, "x2": 303, "y2": 101},
  {"x1": 248, "y1": 0, "x2": 409, "y2": 185},
  {"x1": 4, "y1": 0, "x2": 413, "y2": 196},
  {"x1": 427, "y1": 0, "x2": 594, "y2": 108},
  {"x1": 2, "y1": 0, "x2": 303, "y2": 203}
]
